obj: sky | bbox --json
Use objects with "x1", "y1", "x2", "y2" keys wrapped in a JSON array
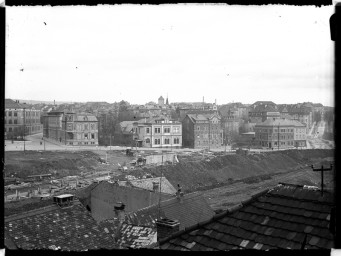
[{"x1": 5, "y1": 4, "x2": 335, "y2": 106}]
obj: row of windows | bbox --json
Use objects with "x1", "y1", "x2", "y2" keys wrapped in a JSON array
[
  {"x1": 196, "y1": 140, "x2": 221, "y2": 145},
  {"x1": 5, "y1": 119, "x2": 41, "y2": 124},
  {"x1": 69, "y1": 141, "x2": 96, "y2": 145},
  {"x1": 196, "y1": 125, "x2": 220, "y2": 131},
  {"x1": 257, "y1": 128, "x2": 295, "y2": 133},
  {"x1": 148, "y1": 126, "x2": 181, "y2": 134},
  {"x1": 5, "y1": 111, "x2": 40, "y2": 117},
  {"x1": 147, "y1": 137, "x2": 180, "y2": 145}
]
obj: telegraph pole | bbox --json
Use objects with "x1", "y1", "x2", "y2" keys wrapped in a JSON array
[
  {"x1": 277, "y1": 123, "x2": 280, "y2": 150},
  {"x1": 311, "y1": 164, "x2": 333, "y2": 196},
  {"x1": 23, "y1": 107, "x2": 26, "y2": 154}
]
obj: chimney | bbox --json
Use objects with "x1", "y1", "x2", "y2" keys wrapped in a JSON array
[
  {"x1": 176, "y1": 184, "x2": 184, "y2": 203},
  {"x1": 156, "y1": 218, "x2": 180, "y2": 242},
  {"x1": 153, "y1": 181, "x2": 159, "y2": 192},
  {"x1": 113, "y1": 202, "x2": 126, "y2": 242}
]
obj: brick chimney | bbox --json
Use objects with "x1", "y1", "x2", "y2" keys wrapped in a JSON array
[
  {"x1": 113, "y1": 202, "x2": 126, "y2": 243},
  {"x1": 176, "y1": 184, "x2": 184, "y2": 203},
  {"x1": 155, "y1": 218, "x2": 180, "y2": 242},
  {"x1": 152, "y1": 181, "x2": 159, "y2": 192}
]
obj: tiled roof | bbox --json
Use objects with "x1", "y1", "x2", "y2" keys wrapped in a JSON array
[
  {"x1": 75, "y1": 114, "x2": 98, "y2": 122},
  {"x1": 159, "y1": 184, "x2": 334, "y2": 250},
  {"x1": 125, "y1": 192, "x2": 215, "y2": 230},
  {"x1": 256, "y1": 118, "x2": 306, "y2": 127},
  {"x1": 5, "y1": 200, "x2": 118, "y2": 250},
  {"x1": 5, "y1": 99, "x2": 33, "y2": 109},
  {"x1": 119, "y1": 177, "x2": 177, "y2": 195},
  {"x1": 117, "y1": 223, "x2": 157, "y2": 248}
]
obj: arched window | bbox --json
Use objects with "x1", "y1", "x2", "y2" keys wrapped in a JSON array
[{"x1": 146, "y1": 138, "x2": 150, "y2": 144}]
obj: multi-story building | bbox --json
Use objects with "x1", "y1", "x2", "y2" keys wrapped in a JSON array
[
  {"x1": 254, "y1": 118, "x2": 306, "y2": 149},
  {"x1": 278, "y1": 104, "x2": 313, "y2": 132},
  {"x1": 4, "y1": 99, "x2": 43, "y2": 139},
  {"x1": 182, "y1": 113, "x2": 223, "y2": 149},
  {"x1": 248, "y1": 101, "x2": 280, "y2": 123},
  {"x1": 133, "y1": 117, "x2": 182, "y2": 148},
  {"x1": 43, "y1": 111, "x2": 98, "y2": 146}
]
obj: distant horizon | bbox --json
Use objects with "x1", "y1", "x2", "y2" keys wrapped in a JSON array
[{"x1": 8, "y1": 97, "x2": 334, "y2": 108}]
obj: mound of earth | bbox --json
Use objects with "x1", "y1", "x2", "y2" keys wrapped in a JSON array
[{"x1": 128, "y1": 149, "x2": 334, "y2": 192}]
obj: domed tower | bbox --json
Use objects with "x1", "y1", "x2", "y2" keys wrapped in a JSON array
[{"x1": 158, "y1": 96, "x2": 164, "y2": 106}]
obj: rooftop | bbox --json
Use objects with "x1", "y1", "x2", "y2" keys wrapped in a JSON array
[
  {"x1": 256, "y1": 118, "x2": 306, "y2": 127},
  {"x1": 125, "y1": 192, "x2": 215, "y2": 230},
  {"x1": 5, "y1": 200, "x2": 118, "y2": 250},
  {"x1": 118, "y1": 177, "x2": 177, "y2": 195},
  {"x1": 159, "y1": 183, "x2": 334, "y2": 250}
]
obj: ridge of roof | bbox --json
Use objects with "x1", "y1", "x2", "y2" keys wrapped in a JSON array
[{"x1": 5, "y1": 200, "x2": 83, "y2": 222}]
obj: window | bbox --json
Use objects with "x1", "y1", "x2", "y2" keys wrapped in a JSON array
[
  {"x1": 164, "y1": 138, "x2": 170, "y2": 144},
  {"x1": 90, "y1": 123, "x2": 95, "y2": 130},
  {"x1": 154, "y1": 127, "x2": 161, "y2": 133},
  {"x1": 9, "y1": 120, "x2": 12, "y2": 124},
  {"x1": 84, "y1": 133, "x2": 88, "y2": 139},
  {"x1": 14, "y1": 120, "x2": 17, "y2": 124},
  {"x1": 154, "y1": 138, "x2": 161, "y2": 145},
  {"x1": 146, "y1": 128, "x2": 150, "y2": 134},
  {"x1": 8, "y1": 111, "x2": 12, "y2": 116},
  {"x1": 91, "y1": 133, "x2": 95, "y2": 139},
  {"x1": 164, "y1": 127, "x2": 170, "y2": 133},
  {"x1": 84, "y1": 124, "x2": 89, "y2": 130},
  {"x1": 14, "y1": 112, "x2": 17, "y2": 117},
  {"x1": 174, "y1": 138, "x2": 179, "y2": 144},
  {"x1": 197, "y1": 126, "x2": 200, "y2": 130},
  {"x1": 146, "y1": 138, "x2": 150, "y2": 144},
  {"x1": 9, "y1": 127, "x2": 12, "y2": 132},
  {"x1": 84, "y1": 142, "x2": 88, "y2": 145},
  {"x1": 173, "y1": 126, "x2": 180, "y2": 133}
]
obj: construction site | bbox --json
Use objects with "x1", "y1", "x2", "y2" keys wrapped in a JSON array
[{"x1": 4, "y1": 148, "x2": 334, "y2": 215}]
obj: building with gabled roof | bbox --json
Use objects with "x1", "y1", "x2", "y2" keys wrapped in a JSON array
[
  {"x1": 4, "y1": 196, "x2": 118, "y2": 250},
  {"x1": 254, "y1": 118, "x2": 306, "y2": 149},
  {"x1": 5, "y1": 99, "x2": 43, "y2": 139},
  {"x1": 43, "y1": 111, "x2": 98, "y2": 146},
  {"x1": 182, "y1": 113, "x2": 223, "y2": 149},
  {"x1": 125, "y1": 191, "x2": 215, "y2": 231},
  {"x1": 158, "y1": 183, "x2": 335, "y2": 250},
  {"x1": 118, "y1": 176, "x2": 177, "y2": 195},
  {"x1": 89, "y1": 181, "x2": 173, "y2": 222}
]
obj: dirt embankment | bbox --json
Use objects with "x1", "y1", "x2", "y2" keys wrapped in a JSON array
[
  {"x1": 4, "y1": 151, "x2": 104, "y2": 178},
  {"x1": 128, "y1": 149, "x2": 334, "y2": 192}
]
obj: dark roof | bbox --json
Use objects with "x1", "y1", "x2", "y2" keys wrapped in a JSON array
[
  {"x1": 126, "y1": 192, "x2": 215, "y2": 230},
  {"x1": 255, "y1": 118, "x2": 306, "y2": 127},
  {"x1": 159, "y1": 184, "x2": 334, "y2": 250},
  {"x1": 5, "y1": 99, "x2": 33, "y2": 109},
  {"x1": 5, "y1": 200, "x2": 118, "y2": 250},
  {"x1": 117, "y1": 223, "x2": 157, "y2": 248}
]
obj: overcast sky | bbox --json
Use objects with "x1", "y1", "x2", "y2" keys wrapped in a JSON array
[{"x1": 6, "y1": 4, "x2": 335, "y2": 106}]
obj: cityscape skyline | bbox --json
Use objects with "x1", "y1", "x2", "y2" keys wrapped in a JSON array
[{"x1": 6, "y1": 5, "x2": 334, "y2": 106}]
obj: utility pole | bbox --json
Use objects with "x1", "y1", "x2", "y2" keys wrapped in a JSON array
[
  {"x1": 311, "y1": 164, "x2": 333, "y2": 196},
  {"x1": 277, "y1": 123, "x2": 280, "y2": 151},
  {"x1": 65, "y1": 116, "x2": 67, "y2": 145},
  {"x1": 23, "y1": 107, "x2": 26, "y2": 154}
]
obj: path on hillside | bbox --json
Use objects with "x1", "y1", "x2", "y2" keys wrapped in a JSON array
[{"x1": 203, "y1": 165, "x2": 333, "y2": 211}]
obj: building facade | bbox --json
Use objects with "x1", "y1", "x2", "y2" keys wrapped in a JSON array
[
  {"x1": 254, "y1": 118, "x2": 307, "y2": 149},
  {"x1": 5, "y1": 99, "x2": 43, "y2": 139},
  {"x1": 182, "y1": 113, "x2": 223, "y2": 149},
  {"x1": 43, "y1": 111, "x2": 99, "y2": 146},
  {"x1": 133, "y1": 117, "x2": 182, "y2": 148}
]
